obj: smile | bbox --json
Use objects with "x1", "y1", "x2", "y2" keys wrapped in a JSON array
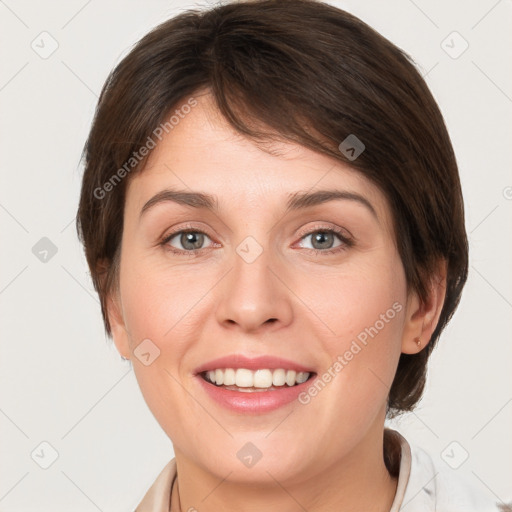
[
  {"x1": 202, "y1": 368, "x2": 312, "y2": 391},
  {"x1": 194, "y1": 355, "x2": 317, "y2": 413}
]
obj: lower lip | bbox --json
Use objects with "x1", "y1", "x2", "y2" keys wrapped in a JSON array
[{"x1": 196, "y1": 375, "x2": 316, "y2": 414}]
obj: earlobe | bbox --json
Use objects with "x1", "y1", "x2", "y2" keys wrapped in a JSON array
[{"x1": 401, "y1": 260, "x2": 447, "y2": 355}]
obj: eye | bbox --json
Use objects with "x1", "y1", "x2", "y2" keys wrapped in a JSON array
[
  {"x1": 162, "y1": 229, "x2": 214, "y2": 253},
  {"x1": 296, "y1": 227, "x2": 353, "y2": 254},
  {"x1": 160, "y1": 225, "x2": 353, "y2": 256}
]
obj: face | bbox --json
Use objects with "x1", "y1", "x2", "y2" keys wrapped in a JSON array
[{"x1": 108, "y1": 92, "x2": 427, "y2": 485}]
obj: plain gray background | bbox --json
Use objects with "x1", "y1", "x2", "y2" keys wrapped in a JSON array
[{"x1": 1, "y1": 0, "x2": 511, "y2": 510}]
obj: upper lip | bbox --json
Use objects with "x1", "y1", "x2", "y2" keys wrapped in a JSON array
[{"x1": 194, "y1": 355, "x2": 315, "y2": 375}]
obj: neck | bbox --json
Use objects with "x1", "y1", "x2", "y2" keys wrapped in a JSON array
[{"x1": 171, "y1": 422, "x2": 399, "y2": 512}]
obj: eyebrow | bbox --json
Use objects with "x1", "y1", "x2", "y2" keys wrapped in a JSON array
[
  {"x1": 139, "y1": 188, "x2": 378, "y2": 221},
  {"x1": 140, "y1": 189, "x2": 218, "y2": 218},
  {"x1": 285, "y1": 189, "x2": 378, "y2": 220}
]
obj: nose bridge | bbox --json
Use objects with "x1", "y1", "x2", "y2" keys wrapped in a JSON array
[{"x1": 214, "y1": 236, "x2": 293, "y2": 332}]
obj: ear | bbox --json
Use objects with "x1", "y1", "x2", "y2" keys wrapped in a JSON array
[
  {"x1": 106, "y1": 289, "x2": 132, "y2": 360},
  {"x1": 97, "y1": 256, "x2": 131, "y2": 361},
  {"x1": 401, "y1": 259, "x2": 447, "y2": 354}
]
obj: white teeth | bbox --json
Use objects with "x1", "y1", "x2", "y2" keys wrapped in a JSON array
[
  {"x1": 203, "y1": 368, "x2": 311, "y2": 388},
  {"x1": 285, "y1": 370, "x2": 296, "y2": 386},
  {"x1": 235, "y1": 369, "x2": 253, "y2": 387},
  {"x1": 253, "y1": 369, "x2": 273, "y2": 388},
  {"x1": 223, "y1": 368, "x2": 236, "y2": 386},
  {"x1": 272, "y1": 369, "x2": 286, "y2": 386}
]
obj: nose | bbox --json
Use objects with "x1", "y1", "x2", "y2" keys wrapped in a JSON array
[{"x1": 214, "y1": 243, "x2": 294, "y2": 333}]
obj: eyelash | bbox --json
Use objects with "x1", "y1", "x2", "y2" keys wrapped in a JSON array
[
  {"x1": 159, "y1": 223, "x2": 354, "y2": 256},
  {"x1": 296, "y1": 224, "x2": 354, "y2": 255}
]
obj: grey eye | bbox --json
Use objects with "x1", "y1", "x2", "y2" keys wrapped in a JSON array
[
  {"x1": 311, "y1": 231, "x2": 335, "y2": 250},
  {"x1": 301, "y1": 230, "x2": 342, "y2": 251},
  {"x1": 168, "y1": 231, "x2": 210, "y2": 251}
]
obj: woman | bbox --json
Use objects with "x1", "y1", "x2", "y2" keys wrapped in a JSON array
[{"x1": 76, "y1": 0, "x2": 507, "y2": 510}]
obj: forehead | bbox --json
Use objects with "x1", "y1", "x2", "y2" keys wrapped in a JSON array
[{"x1": 125, "y1": 93, "x2": 392, "y2": 230}]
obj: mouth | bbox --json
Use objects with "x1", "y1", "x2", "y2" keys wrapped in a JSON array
[
  {"x1": 194, "y1": 355, "x2": 317, "y2": 413},
  {"x1": 200, "y1": 368, "x2": 315, "y2": 392}
]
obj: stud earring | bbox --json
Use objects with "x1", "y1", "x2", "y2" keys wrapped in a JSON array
[{"x1": 414, "y1": 336, "x2": 421, "y2": 347}]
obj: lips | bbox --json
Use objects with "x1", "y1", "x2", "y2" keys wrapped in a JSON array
[
  {"x1": 194, "y1": 354, "x2": 315, "y2": 374},
  {"x1": 193, "y1": 354, "x2": 317, "y2": 413}
]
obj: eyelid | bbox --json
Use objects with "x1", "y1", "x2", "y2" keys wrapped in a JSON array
[
  {"x1": 294, "y1": 222, "x2": 354, "y2": 243},
  {"x1": 160, "y1": 222, "x2": 354, "y2": 255},
  {"x1": 161, "y1": 222, "x2": 213, "y2": 239},
  {"x1": 292, "y1": 223, "x2": 355, "y2": 254},
  {"x1": 160, "y1": 222, "x2": 218, "y2": 249}
]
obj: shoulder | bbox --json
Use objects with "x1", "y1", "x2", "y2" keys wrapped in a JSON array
[{"x1": 399, "y1": 433, "x2": 508, "y2": 512}]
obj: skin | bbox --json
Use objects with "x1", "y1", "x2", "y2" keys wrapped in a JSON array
[{"x1": 107, "y1": 92, "x2": 446, "y2": 512}]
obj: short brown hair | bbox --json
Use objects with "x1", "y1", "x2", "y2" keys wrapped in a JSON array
[{"x1": 76, "y1": 0, "x2": 468, "y2": 417}]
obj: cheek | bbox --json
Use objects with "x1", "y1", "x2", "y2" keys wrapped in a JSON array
[
  {"x1": 300, "y1": 253, "x2": 406, "y2": 344},
  {"x1": 117, "y1": 256, "x2": 217, "y2": 432},
  {"x1": 297, "y1": 259, "x2": 406, "y2": 417},
  {"x1": 117, "y1": 291, "x2": 187, "y2": 443},
  {"x1": 119, "y1": 256, "x2": 210, "y2": 348}
]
